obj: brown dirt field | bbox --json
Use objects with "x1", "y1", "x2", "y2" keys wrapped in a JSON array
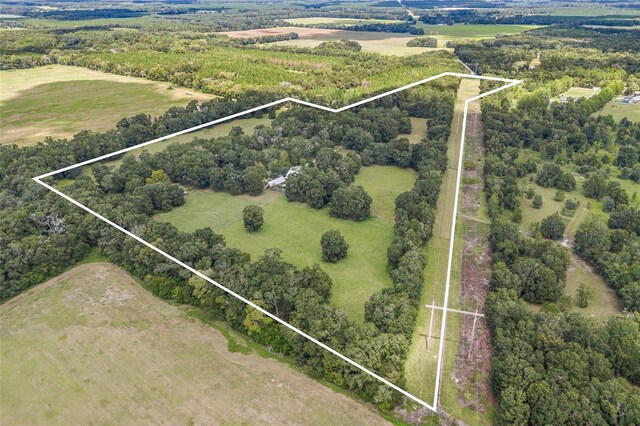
[
  {"x1": 453, "y1": 109, "x2": 495, "y2": 414},
  {"x1": 0, "y1": 262, "x2": 389, "y2": 426}
]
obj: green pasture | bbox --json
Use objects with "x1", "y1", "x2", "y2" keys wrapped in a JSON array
[
  {"x1": 0, "y1": 65, "x2": 212, "y2": 146},
  {"x1": 561, "y1": 86, "x2": 596, "y2": 98},
  {"x1": 158, "y1": 165, "x2": 416, "y2": 321},
  {"x1": 0, "y1": 263, "x2": 387, "y2": 425}
]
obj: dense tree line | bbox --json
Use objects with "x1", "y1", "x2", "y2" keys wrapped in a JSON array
[
  {"x1": 24, "y1": 8, "x2": 147, "y2": 21},
  {"x1": 420, "y1": 9, "x2": 640, "y2": 27},
  {"x1": 293, "y1": 22, "x2": 424, "y2": 35},
  {"x1": 406, "y1": 37, "x2": 437, "y2": 48},
  {"x1": 364, "y1": 88, "x2": 456, "y2": 339},
  {"x1": 487, "y1": 288, "x2": 640, "y2": 424},
  {"x1": 487, "y1": 219, "x2": 640, "y2": 423}
]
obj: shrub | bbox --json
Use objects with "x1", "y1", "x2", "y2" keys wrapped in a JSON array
[
  {"x1": 575, "y1": 283, "x2": 592, "y2": 308},
  {"x1": 533, "y1": 194, "x2": 543, "y2": 209}
]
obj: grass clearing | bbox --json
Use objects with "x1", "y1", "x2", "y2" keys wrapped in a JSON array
[
  {"x1": 518, "y1": 181, "x2": 601, "y2": 239},
  {"x1": 407, "y1": 117, "x2": 427, "y2": 144},
  {"x1": 594, "y1": 96, "x2": 640, "y2": 122},
  {"x1": 157, "y1": 165, "x2": 415, "y2": 321},
  {"x1": 0, "y1": 65, "x2": 214, "y2": 146},
  {"x1": 564, "y1": 253, "x2": 621, "y2": 319},
  {"x1": 561, "y1": 86, "x2": 597, "y2": 98},
  {"x1": 0, "y1": 263, "x2": 388, "y2": 425},
  {"x1": 517, "y1": 151, "x2": 624, "y2": 318}
]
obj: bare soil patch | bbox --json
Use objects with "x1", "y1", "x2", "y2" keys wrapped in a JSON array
[{"x1": 452, "y1": 110, "x2": 495, "y2": 413}]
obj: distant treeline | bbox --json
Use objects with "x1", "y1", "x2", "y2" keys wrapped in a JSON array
[
  {"x1": 23, "y1": 8, "x2": 147, "y2": 21},
  {"x1": 420, "y1": 10, "x2": 640, "y2": 26},
  {"x1": 293, "y1": 22, "x2": 424, "y2": 35}
]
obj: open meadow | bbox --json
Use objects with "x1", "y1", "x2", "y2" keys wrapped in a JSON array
[
  {"x1": 157, "y1": 165, "x2": 416, "y2": 321},
  {"x1": 0, "y1": 65, "x2": 214, "y2": 146},
  {"x1": 561, "y1": 86, "x2": 598, "y2": 99},
  {"x1": 0, "y1": 262, "x2": 389, "y2": 426},
  {"x1": 594, "y1": 96, "x2": 640, "y2": 122}
]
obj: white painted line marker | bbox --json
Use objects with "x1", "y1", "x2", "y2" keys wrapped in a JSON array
[{"x1": 33, "y1": 71, "x2": 520, "y2": 414}]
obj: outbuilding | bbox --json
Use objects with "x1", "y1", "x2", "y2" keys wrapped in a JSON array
[{"x1": 265, "y1": 176, "x2": 286, "y2": 189}]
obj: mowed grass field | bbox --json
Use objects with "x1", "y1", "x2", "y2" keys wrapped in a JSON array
[
  {"x1": 594, "y1": 96, "x2": 640, "y2": 122},
  {"x1": 561, "y1": 86, "x2": 597, "y2": 98},
  {"x1": 158, "y1": 165, "x2": 416, "y2": 321},
  {"x1": 0, "y1": 65, "x2": 214, "y2": 146},
  {"x1": 0, "y1": 262, "x2": 388, "y2": 425}
]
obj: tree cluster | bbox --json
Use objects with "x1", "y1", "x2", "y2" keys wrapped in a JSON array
[{"x1": 406, "y1": 37, "x2": 437, "y2": 48}]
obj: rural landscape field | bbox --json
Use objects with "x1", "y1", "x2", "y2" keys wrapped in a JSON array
[{"x1": 1, "y1": 0, "x2": 639, "y2": 425}]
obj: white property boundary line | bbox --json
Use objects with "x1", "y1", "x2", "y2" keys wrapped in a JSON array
[{"x1": 33, "y1": 71, "x2": 520, "y2": 414}]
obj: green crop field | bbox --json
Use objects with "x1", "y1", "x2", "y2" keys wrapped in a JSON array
[
  {"x1": 0, "y1": 262, "x2": 388, "y2": 425},
  {"x1": 414, "y1": 24, "x2": 540, "y2": 47},
  {"x1": 0, "y1": 65, "x2": 213, "y2": 146},
  {"x1": 157, "y1": 165, "x2": 415, "y2": 320}
]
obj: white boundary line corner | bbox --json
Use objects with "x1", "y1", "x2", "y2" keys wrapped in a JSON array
[{"x1": 33, "y1": 71, "x2": 521, "y2": 414}]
